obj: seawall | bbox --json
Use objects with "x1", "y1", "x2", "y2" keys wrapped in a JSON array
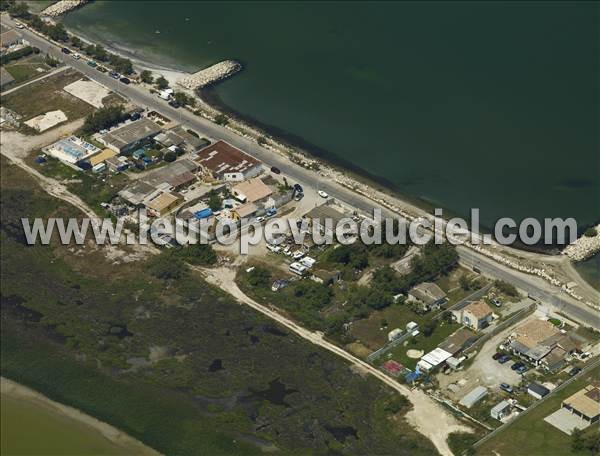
[
  {"x1": 41, "y1": 0, "x2": 89, "y2": 18},
  {"x1": 177, "y1": 60, "x2": 242, "y2": 90}
]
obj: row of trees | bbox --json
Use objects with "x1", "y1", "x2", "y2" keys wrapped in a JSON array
[
  {"x1": 82, "y1": 105, "x2": 128, "y2": 135},
  {"x1": 8, "y1": 2, "x2": 134, "y2": 75}
]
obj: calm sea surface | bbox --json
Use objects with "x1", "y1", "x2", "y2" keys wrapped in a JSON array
[{"x1": 64, "y1": 1, "x2": 599, "y2": 231}]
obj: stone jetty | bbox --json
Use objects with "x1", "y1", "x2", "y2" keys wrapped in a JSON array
[
  {"x1": 41, "y1": 0, "x2": 88, "y2": 17},
  {"x1": 178, "y1": 60, "x2": 242, "y2": 90},
  {"x1": 563, "y1": 224, "x2": 600, "y2": 262}
]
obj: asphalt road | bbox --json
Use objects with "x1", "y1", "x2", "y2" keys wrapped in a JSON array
[{"x1": 6, "y1": 16, "x2": 599, "y2": 329}]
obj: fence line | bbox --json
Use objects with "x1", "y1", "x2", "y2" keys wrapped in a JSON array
[{"x1": 472, "y1": 356, "x2": 600, "y2": 450}]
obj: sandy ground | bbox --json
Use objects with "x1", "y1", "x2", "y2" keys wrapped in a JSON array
[
  {"x1": 24, "y1": 109, "x2": 68, "y2": 132},
  {"x1": 437, "y1": 314, "x2": 537, "y2": 400},
  {"x1": 1, "y1": 377, "x2": 159, "y2": 455},
  {"x1": 0, "y1": 123, "x2": 156, "y2": 262},
  {"x1": 63, "y1": 79, "x2": 111, "y2": 108}
]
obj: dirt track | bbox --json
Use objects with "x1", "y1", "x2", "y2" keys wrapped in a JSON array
[{"x1": 196, "y1": 264, "x2": 472, "y2": 456}]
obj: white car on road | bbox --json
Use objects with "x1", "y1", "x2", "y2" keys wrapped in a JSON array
[{"x1": 318, "y1": 190, "x2": 328, "y2": 198}]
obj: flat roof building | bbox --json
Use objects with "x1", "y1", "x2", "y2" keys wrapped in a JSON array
[
  {"x1": 562, "y1": 383, "x2": 600, "y2": 423},
  {"x1": 42, "y1": 136, "x2": 101, "y2": 165},
  {"x1": 99, "y1": 118, "x2": 162, "y2": 153},
  {"x1": 459, "y1": 386, "x2": 488, "y2": 409},
  {"x1": 146, "y1": 192, "x2": 181, "y2": 216},
  {"x1": 194, "y1": 140, "x2": 262, "y2": 181},
  {"x1": 88, "y1": 148, "x2": 118, "y2": 167},
  {"x1": 232, "y1": 178, "x2": 273, "y2": 203},
  {"x1": 528, "y1": 382, "x2": 550, "y2": 400}
]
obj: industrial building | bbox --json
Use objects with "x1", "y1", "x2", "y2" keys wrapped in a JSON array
[
  {"x1": 194, "y1": 140, "x2": 262, "y2": 181},
  {"x1": 99, "y1": 118, "x2": 162, "y2": 153}
]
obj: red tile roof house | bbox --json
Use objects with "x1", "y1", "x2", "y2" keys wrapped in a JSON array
[{"x1": 194, "y1": 141, "x2": 263, "y2": 182}]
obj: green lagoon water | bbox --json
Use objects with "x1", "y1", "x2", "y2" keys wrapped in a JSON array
[
  {"x1": 64, "y1": 1, "x2": 599, "y2": 231},
  {"x1": 1, "y1": 393, "x2": 126, "y2": 455}
]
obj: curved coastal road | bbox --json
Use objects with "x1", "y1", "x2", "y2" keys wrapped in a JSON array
[{"x1": 6, "y1": 16, "x2": 598, "y2": 330}]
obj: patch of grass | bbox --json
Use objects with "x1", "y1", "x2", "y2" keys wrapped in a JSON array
[
  {"x1": 476, "y1": 365, "x2": 600, "y2": 456},
  {"x1": 448, "y1": 432, "x2": 480, "y2": 456},
  {"x1": 27, "y1": 153, "x2": 129, "y2": 211},
  {"x1": 4, "y1": 63, "x2": 41, "y2": 83},
  {"x1": 2, "y1": 69, "x2": 93, "y2": 122}
]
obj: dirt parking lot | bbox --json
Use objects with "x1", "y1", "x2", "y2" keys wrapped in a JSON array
[{"x1": 438, "y1": 314, "x2": 537, "y2": 400}]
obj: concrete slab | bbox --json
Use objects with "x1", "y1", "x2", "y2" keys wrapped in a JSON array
[
  {"x1": 25, "y1": 109, "x2": 67, "y2": 132},
  {"x1": 544, "y1": 408, "x2": 591, "y2": 435},
  {"x1": 63, "y1": 79, "x2": 110, "y2": 108}
]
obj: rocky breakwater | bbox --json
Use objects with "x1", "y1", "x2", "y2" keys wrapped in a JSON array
[
  {"x1": 563, "y1": 224, "x2": 600, "y2": 262},
  {"x1": 178, "y1": 60, "x2": 242, "y2": 90},
  {"x1": 41, "y1": 0, "x2": 89, "y2": 17}
]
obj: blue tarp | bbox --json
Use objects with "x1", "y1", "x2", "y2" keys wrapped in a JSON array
[{"x1": 194, "y1": 208, "x2": 213, "y2": 219}]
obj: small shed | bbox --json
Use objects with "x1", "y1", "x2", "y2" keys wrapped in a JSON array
[
  {"x1": 528, "y1": 383, "x2": 550, "y2": 400},
  {"x1": 490, "y1": 400, "x2": 512, "y2": 420},
  {"x1": 459, "y1": 386, "x2": 488, "y2": 409}
]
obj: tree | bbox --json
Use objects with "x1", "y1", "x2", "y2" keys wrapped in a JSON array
[
  {"x1": 82, "y1": 105, "x2": 127, "y2": 134},
  {"x1": 494, "y1": 280, "x2": 518, "y2": 298},
  {"x1": 140, "y1": 70, "x2": 153, "y2": 84},
  {"x1": 148, "y1": 251, "x2": 187, "y2": 280},
  {"x1": 47, "y1": 23, "x2": 69, "y2": 42},
  {"x1": 178, "y1": 243, "x2": 217, "y2": 266},
  {"x1": 208, "y1": 192, "x2": 222, "y2": 211},
  {"x1": 108, "y1": 54, "x2": 133, "y2": 75},
  {"x1": 155, "y1": 76, "x2": 169, "y2": 90},
  {"x1": 70, "y1": 36, "x2": 83, "y2": 48},
  {"x1": 174, "y1": 91, "x2": 195, "y2": 107},
  {"x1": 1, "y1": 0, "x2": 16, "y2": 12},
  {"x1": 459, "y1": 274, "x2": 471, "y2": 291},
  {"x1": 44, "y1": 54, "x2": 60, "y2": 67},
  {"x1": 215, "y1": 113, "x2": 229, "y2": 126},
  {"x1": 8, "y1": 1, "x2": 29, "y2": 18},
  {"x1": 257, "y1": 136, "x2": 267, "y2": 146},
  {"x1": 247, "y1": 266, "x2": 271, "y2": 288},
  {"x1": 162, "y1": 151, "x2": 177, "y2": 162},
  {"x1": 584, "y1": 226, "x2": 597, "y2": 237}
]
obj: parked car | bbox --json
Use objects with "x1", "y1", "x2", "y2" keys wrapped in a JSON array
[
  {"x1": 97, "y1": 66, "x2": 108, "y2": 73},
  {"x1": 516, "y1": 365, "x2": 529, "y2": 374},
  {"x1": 15, "y1": 23, "x2": 24, "y2": 29},
  {"x1": 270, "y1": 166, "x2": 281, "y2": 174},
  {"x1": 500, "y1": 383, "x2": 513, "y2": 394},
  {"x1": 568, "y1": 367, "x2": 582, "y2": 377},
  {"x1": 87, "y1": 60, "x2": 97, "y2": 67},
  {"x1": 294, "y1": 192, "x2": 304, "y2": 201},
  {"x1": 119, "y1": 77, "x2": 131, "y2": 84},
  {"x1": 511, "y1": 362, "x2": 524, "y2": 371},
  {"x1": 318, "y1": 190, "x2": 329, "y2": 198},
  {"x1": 72, "y1": 53, "x2": 80, "y2": 60},
  {"x1": 493, "y1": 352, "x2": 503, "y2": 360},
  {"x1": 61, "y1": 47, "x2": 71, "y2": 54},
  {"x1": 497, "y1": 354, "x2": 511, "y2": 364},
  {"x1": 491, "y1": 298, "x2": 502, "y2": 307},
  {"x1": 293, "y1": 183, "x2": 303, "y2": 193},
  {"x1": 255, "y1": 216, "x2": 265, "y2": 223},
  {"x1": 109, "y1": 71, "x2": 120, "y2": 79}
]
